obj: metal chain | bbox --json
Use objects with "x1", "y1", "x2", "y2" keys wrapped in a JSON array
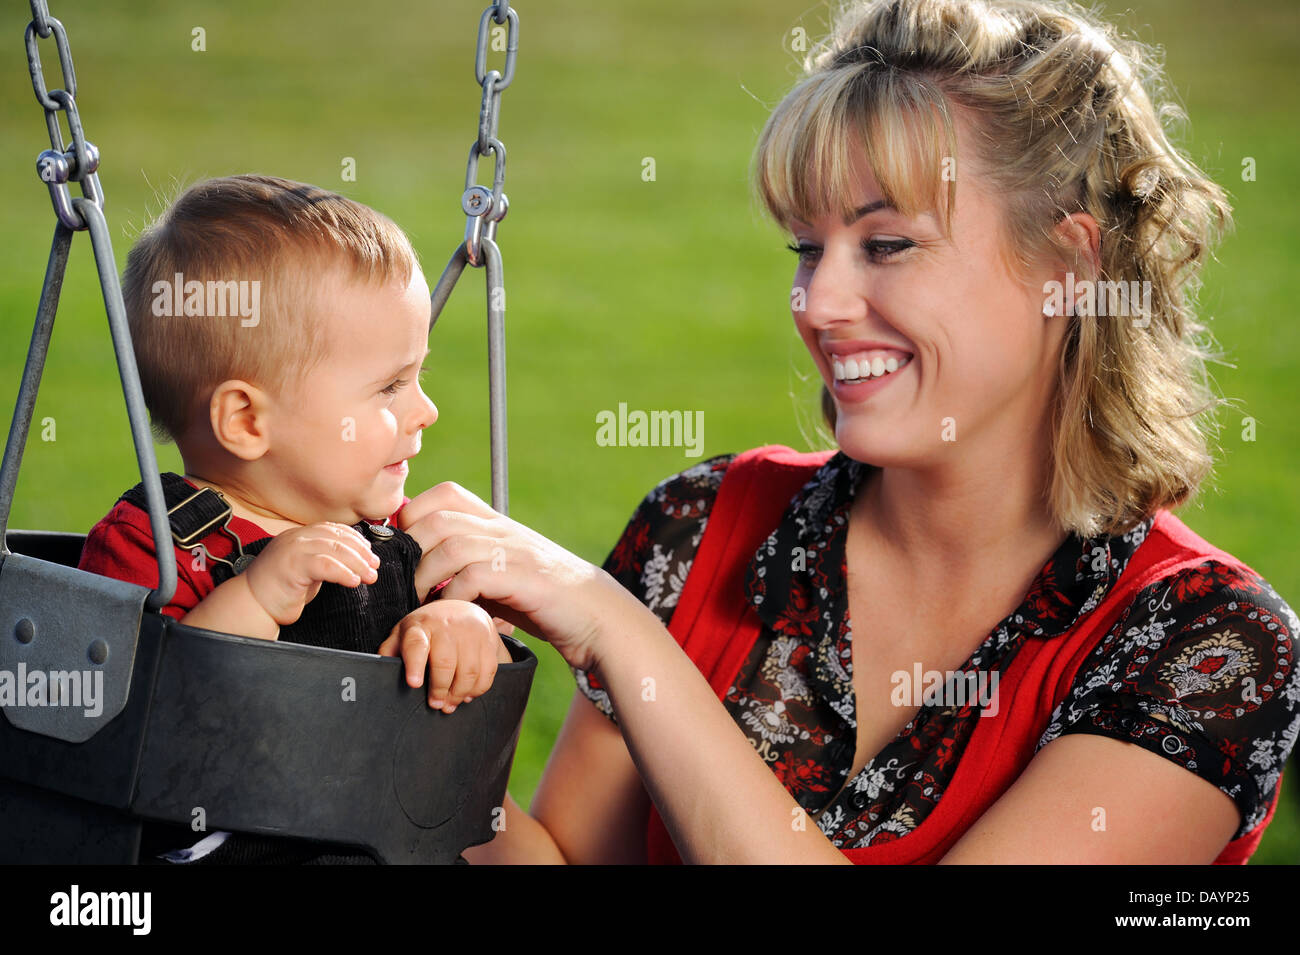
[
  {"x1": 1, "y1": 1, "x2": 177, "y2": 611},
  {"x1": 24, "y1": 0, "x2": 104, "y2": 230},
  {"x1": 6, "y1": 2, "x2": 516, "y2": 593},
  {"x1": 465, "y1": 0, "x2": 516, "y2": 266},
  {"x1": 430, "y1": 0, "x2": 518, "y2": 515}
]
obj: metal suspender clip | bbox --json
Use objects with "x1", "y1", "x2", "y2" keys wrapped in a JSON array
[{"x1": 168, "y1": 486, "x2": 252, "y2": 575}]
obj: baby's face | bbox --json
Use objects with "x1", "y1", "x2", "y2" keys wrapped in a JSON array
[{"x1": 265, "y1": 266, "x2": 437, "y2": 525}]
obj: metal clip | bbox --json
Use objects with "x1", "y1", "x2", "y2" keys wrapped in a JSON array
[{"x1": 170, "y1": 486, "x2": 252, "y2": 576}]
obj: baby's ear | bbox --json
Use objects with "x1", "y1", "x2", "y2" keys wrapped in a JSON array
[{"x1": 209, "y1": 379, "x2": 272, "y2": 461}]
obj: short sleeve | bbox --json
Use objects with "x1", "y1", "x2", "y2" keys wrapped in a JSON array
[
  {"x1": 572, "y1": 454, "x2": 736, "y2": 725},
  {"x1": 1037, "y1": 559, "x2": 1300, "y2": 840},
  {"x1": 77, "y1": 513, "x2": 205, "y2": 622}
]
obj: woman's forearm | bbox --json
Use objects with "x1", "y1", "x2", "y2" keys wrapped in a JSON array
[
  {"x1": 460, "y1": 792, "x2": 568, "y2": 864},
  {"x1": 391, "y1": 484, "x2": 853, "y2": 863},
  {"x1": 589, "y1": 606, "x2": 851, "y2": 864}
]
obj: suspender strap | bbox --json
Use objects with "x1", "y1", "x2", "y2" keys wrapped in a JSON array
[{"x1": 119, "y1": 473, "x2": 249, "y2": 573}]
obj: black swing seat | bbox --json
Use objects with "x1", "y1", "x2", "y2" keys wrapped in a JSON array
[{"x1": 0, "y1": 529, "x2": 537, "y2": 864}]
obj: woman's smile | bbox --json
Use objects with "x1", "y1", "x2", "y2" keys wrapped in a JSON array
[
  {"x1": 831, "y1": 353, "x2": 913, "y2": 400},
  {"x1": 821, "y1": 338, "x2": 916, "y2": 401}
]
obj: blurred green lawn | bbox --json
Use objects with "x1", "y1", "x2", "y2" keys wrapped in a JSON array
[{"x1": 2, "y1": 0, "x2": 1296, "y2": 863}]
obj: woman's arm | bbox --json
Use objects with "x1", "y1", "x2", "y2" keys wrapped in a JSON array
[
  {"x1": 586, "y1": 593, "x2": 851, "y2": 864},
  {"x1": 938, "y1": 730, "x2": 1240, "y2": 863},
  {"x1": 942, "y1": 566, "x2": 1297, "y2": 863},
  {"x1": 400, "y1": 481, "x2": 853, "y2": 863},
  {"x1": 468, "y1": 592, "x2": 850, "y2": 864},
  {"x1": 404, "y1": 482, "x2": 1297, "y2": 863},
  {"x1": 462, "y1": 690, "x2": 652, "y2": 864}
]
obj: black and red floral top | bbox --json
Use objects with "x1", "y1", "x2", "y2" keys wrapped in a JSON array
[{"x1": 573, "y1": 451, "x2": 1300, "y2": 849}]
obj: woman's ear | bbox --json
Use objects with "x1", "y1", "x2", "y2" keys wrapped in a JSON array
[
  {"x1": 1056, "y1": 212, "x2": 1102, "y2": 274},
  {"x1": 1045, "y1": 212, "x2": 1102, "y2": 316},
  {"x1": 208, "y1": 380, "x2": 272, "y2": 461}
]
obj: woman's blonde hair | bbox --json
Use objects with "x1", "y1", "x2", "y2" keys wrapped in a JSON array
[
  {"x1": 752, "y1": 0, "x2": 1233, "y2": 538},
  {"x1": 121, "y1": 174, "x2": 419, "y2": 446}
]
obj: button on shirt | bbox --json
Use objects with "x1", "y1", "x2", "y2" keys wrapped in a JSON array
[{"x1": 573, "y1": 452, "x2": 1300, "y2": 849}]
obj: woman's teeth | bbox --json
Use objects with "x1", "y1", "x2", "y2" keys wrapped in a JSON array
[{"x1": 832, "y1": 353, "x2": 912, "y2": 382}]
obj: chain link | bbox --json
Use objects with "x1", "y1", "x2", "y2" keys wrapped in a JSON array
[
  {"x1": 4, "y1": 3, "x2": 177, "y2": 608},
  {"x1": 24, "y1": 0, "x2": 103, "y2": 231},
  {"x1": 426, "y1": 1, "x2": 520, "y2": 514},
  {"x1": 463, "y1": 0, "x2": 517, "y2": 265},
  {"x1": 28, "y1": 0, "x2": 52, "y2": 38}
]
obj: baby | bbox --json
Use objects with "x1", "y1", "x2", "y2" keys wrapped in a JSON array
[{"x1": 76, "y1": 173, "x2": 511, "y2": 863}]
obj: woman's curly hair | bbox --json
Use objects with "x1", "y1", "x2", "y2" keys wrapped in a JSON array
[{"x1": 751, "y1": 0, "x2": 1233, "y2": 538}]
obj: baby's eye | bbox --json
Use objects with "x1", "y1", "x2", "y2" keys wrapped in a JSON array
[{"x1": 381, "y1": 364, "x2": 432, "y2": 397}]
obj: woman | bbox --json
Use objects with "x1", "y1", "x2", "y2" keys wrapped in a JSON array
[{"x1": 401, "y1": 0, "x2": 1299, "y2": 863}]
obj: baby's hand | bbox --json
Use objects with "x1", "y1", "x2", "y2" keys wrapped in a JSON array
[
  {"x1": 377, "y1": 599, "x2": 512, "y2": 712},
  {"x1": 242, "y1": 522, "x2": 380, "y2": 627}
]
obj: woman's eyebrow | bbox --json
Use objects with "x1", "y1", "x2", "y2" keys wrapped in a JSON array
[
  {"x1": 845, "y1": 199, "x2": 894, "y2": 224},
  {"x1": 791, "y1": 199, "x2": 897, "y2": 230}
]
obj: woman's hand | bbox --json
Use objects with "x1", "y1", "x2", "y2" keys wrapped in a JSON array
[
  {"x1": 395, "y1": 482, "x2": 635, "y2": 672},
  {"x1": 398, "y1": 484, "x2": 850, "y2": 864}
]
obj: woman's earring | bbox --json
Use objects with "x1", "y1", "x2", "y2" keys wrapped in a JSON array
[{"x1": 1043, "y1": 301, "x2": 1057, "y2": 317}]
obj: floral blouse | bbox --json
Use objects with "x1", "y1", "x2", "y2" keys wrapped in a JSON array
[{"x1": 573, "y1": 451, "x2": 1300, "y2": 849}]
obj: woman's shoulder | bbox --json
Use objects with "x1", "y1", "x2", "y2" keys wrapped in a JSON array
[
  {"x1": 597, "y1": 446, "x2": 850, "y2": 622},
  {"x1": 1042, "y1": 520, "x2": 1300, "y2": 841},
  {"x1": 600, "y1": 453, "x2": 738, "y2": 613},
  {"x1": 1123, "y1": 514, "x2": 1298, "y2": 712},
  {"x1": 641, "y1": 453, "x2": 739, "y2": 515}
]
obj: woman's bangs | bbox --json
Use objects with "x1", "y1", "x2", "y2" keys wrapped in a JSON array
[{"x1": 755, "y1": 69, "x2": 956, "y2": 233}]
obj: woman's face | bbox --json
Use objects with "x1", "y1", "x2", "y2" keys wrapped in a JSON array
[{"x1": 788, "y1": 122, "x2": 1066, "y2": 471}]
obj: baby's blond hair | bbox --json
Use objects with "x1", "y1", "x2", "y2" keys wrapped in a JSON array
[{"x1": 121, "y1": 174, "x2": 419, "y2": 446}]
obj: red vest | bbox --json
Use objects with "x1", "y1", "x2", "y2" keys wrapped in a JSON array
[{"x1": 645, "y1": 445, "x2": 1280, "y2": 864}]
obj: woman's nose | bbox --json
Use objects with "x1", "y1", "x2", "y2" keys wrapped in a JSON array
[{"x1": 795, "y1": 245, "x2": 868, "y2": 330}]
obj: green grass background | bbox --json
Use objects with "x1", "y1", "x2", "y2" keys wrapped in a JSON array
[{"x1": 2, "y1": 0, "x2": 1296, "y2": 863}]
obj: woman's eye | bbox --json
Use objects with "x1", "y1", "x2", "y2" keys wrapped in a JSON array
[
  {"x1": 785, "y1": 238, "x2": 914, "y2": 265},
  {"x1": 864, "y1": 238, "x2": 914, "y2": 260},
  {"x1": 786, "y1": 242, "x2": 821, "y2": 266}
]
